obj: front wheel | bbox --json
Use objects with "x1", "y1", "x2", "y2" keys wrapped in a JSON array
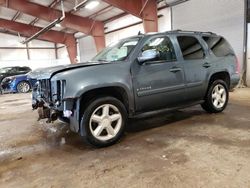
[
  {"x1": 17, "y1": 81, "x2": 31, "y2": 93},
  {"x1": 82, "y1": 97, "x2": 127, "y2": 147},
  {"x1": 201, "y1": 80, "x2": 229, "y2": 113}
]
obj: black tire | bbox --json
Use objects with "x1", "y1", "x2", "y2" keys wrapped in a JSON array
[
  {"x1": 17, "y1": 81, "x2": 31, "y2": 93},
  {"x1": 82, "y1": 97, "x2": 127, "y2": 147},
  {"x1": 201, "y1": 79, "x2": 229, "y2": 113}
]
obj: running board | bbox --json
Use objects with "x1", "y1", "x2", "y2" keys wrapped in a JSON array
[{"x1": 131, "y1": 100, "x2": 204, "y2": 119}]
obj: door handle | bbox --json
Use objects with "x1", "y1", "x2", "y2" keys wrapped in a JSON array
[
  {"x1": 203, "y1": 62, "x2": 211, "y2": 68},
  {"x1": 170, "y1": 67, "x2": 182, "y2": 73}
]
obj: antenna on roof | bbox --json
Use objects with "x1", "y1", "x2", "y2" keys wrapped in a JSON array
[{"x1": 138, "y1": 31, "x2": 142, "y2": 35}]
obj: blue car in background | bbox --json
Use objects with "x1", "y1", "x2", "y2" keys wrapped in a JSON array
[{"x1": 1, "y1": 74, "x2": 37, "y2": 93}]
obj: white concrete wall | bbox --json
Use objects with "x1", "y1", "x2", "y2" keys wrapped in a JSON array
[
  {"x1": 78, "y1": 36, "x2": 97, "y2": 62},
  {"x1": 172, "y1": 0, "x2": 245, "y2": 73},
  {"x1": 78, "y1": 8, "x2": 172, "y2": 61},
  {"x1": 105, "y1": 23, "x2": 143, "y2": 45},
  {"x1": 57, "y1": 46, "x2": 71, "y2": 62},
  {"x1": 0, "y1": 33, "x2": 70, "y2": 70},
  {"x1": 247, "y1": 24, "x2": 250, "y2": 86},
  {"x1": 0, "y1": 59, "x2": 70, "y2": 70}
]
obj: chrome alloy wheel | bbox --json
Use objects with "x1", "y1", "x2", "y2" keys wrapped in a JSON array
[
  {"x1": 18, "y1": 82, "x2": 30, "y2": 93},
  {"x1": 89, "y1": 104, "x2": 122, "y2": 141},
  {"x1": 212, "y1": 84, "x2": 227, "y2": 109}
]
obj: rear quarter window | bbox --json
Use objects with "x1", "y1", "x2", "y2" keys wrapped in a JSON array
[
  {"x1": 202, "y1": 36, "x2": 234, "y2": 57},
  {"x1": 18, "y1": 67, "x2": 31, "y2": 72},
  {"x1": 177, "y1": 36, "x2": 205, "y2": 60}
]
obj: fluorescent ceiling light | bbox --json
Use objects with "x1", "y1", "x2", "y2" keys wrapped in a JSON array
[{"x1": 85, "y1": 1, "x2": 100, "y2": 10}]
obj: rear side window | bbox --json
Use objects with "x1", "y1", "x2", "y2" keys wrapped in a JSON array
[
  {"x1": 177, "y1": 36, "x2": 205, "y2": 60},
  {"x1": 202, "y1": 36, "x2": 234, "y2": 57},
  {"x1": 9, "y1": 67, "x2": 17, "y2": 73},
  {"x1": 19, "y1": 67, "x2": 31, "y2": 72}
]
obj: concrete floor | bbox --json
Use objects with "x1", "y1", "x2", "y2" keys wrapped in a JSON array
[{"x1": 0, "y1": 89, "x2": 250, "y2": 188}]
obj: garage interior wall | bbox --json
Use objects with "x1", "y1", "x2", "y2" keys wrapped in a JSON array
[
  {"x1": 247, "y1": 24, "x2": 250, "y2": 86},
  {"x1": 0, "y1": 33, "x2": 70, "y2": 70},
  {"x1": 172, "y1": 0, "x2": 245, "y2": 73},
  {"x1": 78, "y1": 8, "x2": 171, "y2": 62}
]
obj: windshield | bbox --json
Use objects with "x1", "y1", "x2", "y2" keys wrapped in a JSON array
[
  {"x1": 92, "y1": 37, "x2": 140, "y2": 62},
  {"x1": 0, "y1": 67, "x2": 12, "y2": 74}
]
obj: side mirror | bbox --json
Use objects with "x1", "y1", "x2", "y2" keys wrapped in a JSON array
[{"x1": 137, "y1": 49, "x2": 159, "y2": 64}]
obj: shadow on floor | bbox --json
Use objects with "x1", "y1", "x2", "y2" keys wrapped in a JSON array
[
  {"x1": 127, "y1": 108, "x2": 205, "y2": 133},
  {"x1": 41, "y1": 107, "x2": 206, "y2": 150}
]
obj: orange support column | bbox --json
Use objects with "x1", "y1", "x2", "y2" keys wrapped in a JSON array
[
  {"x1": 103, "y1": 0, "x2": 158, "y2": 33},
  {"x1": 91, "y1": 22, "x2": 106, "y2": 52},
  {"x1": 65, "y1": 36, "x2": 77, "y2": 64},
  {"x1": 141, "y1": 0, "x2": 158, "y2": 33}
]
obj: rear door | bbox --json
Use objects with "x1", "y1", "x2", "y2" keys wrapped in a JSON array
[
  {"x1": 132, "y1": 35, "x2": 186, "y2": 112},
  {"x1": 176, "y1": 35, "x2": 211, "y2": 102}
]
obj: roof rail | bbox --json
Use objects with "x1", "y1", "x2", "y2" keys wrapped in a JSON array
[{"x1": 166, "y1": 29, "x2": 216, "y2": 35}]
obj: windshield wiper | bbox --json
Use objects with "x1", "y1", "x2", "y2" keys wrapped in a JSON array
[{"x1": 97, "y1": 59, "x2": 110, "y2": 62}]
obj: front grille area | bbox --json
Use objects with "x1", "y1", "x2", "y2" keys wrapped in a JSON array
[
  {"x1": 56, "y1": 80, "x2": 61, "y2": 101},
  {"x1": 39, "y1": 79, "x2": 51, "y2": 102},
  {"x1": 52, "y1": 80, "x2": 65, "y2": 103}
]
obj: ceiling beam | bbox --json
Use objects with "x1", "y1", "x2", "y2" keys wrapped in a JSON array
[
  {"x1": 11, "y1": 11, "x2": 22, "y2": 21},
  {"x1": 104, "y1": 4, "x2": 168, "y2": 24},
  {"x1": 0, "y1": 18, "x2": 70, "y2": 44},
  {"x1": 0, "y1": 0, "x2": 105, "y2": 52},
  {"x1": 104, "y1": 12, "x2": 128, "y2": 24},
  {"x1": 102, "y1": 0, "x2": 143, "y2": 18},
  {"x1": 88, "y1": 5, "x2": 113, "y2": 18},
  {"x1": 103, "y1": 0, "x2": 158, "y2": 32},
  {"x1": 0, "y1": 18, "x2": 77, "y2": 64},
  {"x1": 29, "y1": 0, "x2": 59, "y2": 26}
]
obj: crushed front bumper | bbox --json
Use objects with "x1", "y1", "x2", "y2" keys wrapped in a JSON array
[
  {"x1": 32, "y1": 100, "x2": 59, "y2": 123},
  {"x1": 32, "y1": 98, "x2": 82, "y2": 135}
]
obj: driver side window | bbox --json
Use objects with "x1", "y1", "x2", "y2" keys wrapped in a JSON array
[{"x1": 142, "y1": 36, "x2": 177, "y2": 62}]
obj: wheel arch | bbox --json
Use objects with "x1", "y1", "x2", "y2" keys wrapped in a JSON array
[
  {"x1": 78, "y1": 86, "x2": 131, "y2": 116},
  {"x1": 203, "y1": 71, "x2": 230, "y2": 100},
  {"x1": 208, "y1": 71, "x2": 230, "y2": 89},
  {"x1": 77, "y1": 86, "x2": 131, "y2": 137}
]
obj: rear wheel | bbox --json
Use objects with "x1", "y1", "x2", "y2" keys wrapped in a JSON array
[
  {"x1": 17, "y1": 81, "x2": 30, "y2": 93},
  {"x1": 201, "y1": 80, "x2": 229, "y2": 113},
  {"x1": 82, "y1": 97, "x2": 127, "y2": 147}
]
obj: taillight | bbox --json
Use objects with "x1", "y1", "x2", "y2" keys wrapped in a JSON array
[{"x1": 235, "y1": 57, "x2": 240, "y2": 74}]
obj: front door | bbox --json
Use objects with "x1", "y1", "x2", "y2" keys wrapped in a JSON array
[{"x1": 132, "y1": 35, "x2": 186, "y2": 112}]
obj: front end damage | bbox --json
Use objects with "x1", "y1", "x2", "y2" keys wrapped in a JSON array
[
  {"x1": 28, "y1": 63, "x2": 101, "y2": 136},
  {"x1": 31, "y1": 79, "x2": 58, "y2": 123},
  {"x1": 31, "y1": 79, "x2": 82, "y2": 134},
  {"x1": 32, "y1": 100, "x2": 59, "y2": 123}
]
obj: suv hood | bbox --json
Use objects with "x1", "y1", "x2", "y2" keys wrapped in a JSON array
[{"x1": 28, "y1": 61, "x2": 107, "y2": 79}]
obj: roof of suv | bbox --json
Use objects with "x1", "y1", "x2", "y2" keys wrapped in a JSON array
[{"x1": 137, "y1": 30, "x2": 218, "y2": 37}]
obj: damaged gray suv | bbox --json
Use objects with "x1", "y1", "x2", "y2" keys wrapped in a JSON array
[{"x1": 30, "y1": 30, "x2": 240, "y2": 147}]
